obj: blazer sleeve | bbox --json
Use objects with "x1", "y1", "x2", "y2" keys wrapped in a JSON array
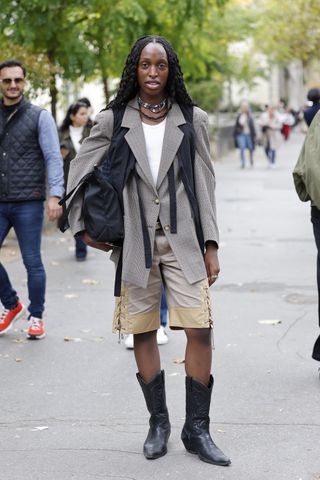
[
  {"x1": 193, "y1": 106, "x2": 219, "y2": 247},
  {"x1": 66, "y1": 109, "x2": 114, "y2": 235}
]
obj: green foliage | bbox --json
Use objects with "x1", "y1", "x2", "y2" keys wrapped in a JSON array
[
  {"x1": 0, "y1": 0, "x2": 259, "y2": 113},
  {"x1": 1, "y1": 0, "x2": 95, "y2": 79},
  {"x1": 253, "y1": 0, "x2": 320, "y2": 66},
  {"x1": 188, "y1": 80, "x2": 223, "y2": 111}
]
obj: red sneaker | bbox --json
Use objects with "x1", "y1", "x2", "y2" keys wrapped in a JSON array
[
  {"x1": 0, "y1": 301, "x2": 25, "y2": 335},
  {"x1": 27, "y1": 317, "x2": 46, "y2": 339}
]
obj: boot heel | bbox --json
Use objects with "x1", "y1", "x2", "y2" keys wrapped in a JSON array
[{"x1": 181, "y1": 430, "x2": 196, "y2": 454}]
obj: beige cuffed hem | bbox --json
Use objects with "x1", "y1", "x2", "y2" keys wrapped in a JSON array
[
  {"x1": 113, "y1": 308, "x2": 160, "y2": 335},
  {"x1": 169, "y1": 307, "x2": 212, "y2": 329}
]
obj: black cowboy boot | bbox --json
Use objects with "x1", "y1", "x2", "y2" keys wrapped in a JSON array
[
  {"x1": 137, "y1": 370, "x2": 171, "y2": 459},
  {"x1": 181, "y1": 375, "x2": 231, "y2": 466}
]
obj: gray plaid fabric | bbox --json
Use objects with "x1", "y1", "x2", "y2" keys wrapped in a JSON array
[{"x1": 66, "y1": 98, "x2": 219, "y2": 288}]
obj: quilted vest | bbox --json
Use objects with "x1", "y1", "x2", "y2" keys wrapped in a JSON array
[{"x1": 0, "y1": 98, "x2": 45, "y2": 202}]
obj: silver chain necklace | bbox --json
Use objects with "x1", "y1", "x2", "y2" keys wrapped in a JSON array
[{"x1": 138, "y1": 96, "x2": 167, "y2": 113}]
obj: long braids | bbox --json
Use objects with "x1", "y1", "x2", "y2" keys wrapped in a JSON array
[{"x1": 107, "y1": 35, "x2": 194, "y2": 109}]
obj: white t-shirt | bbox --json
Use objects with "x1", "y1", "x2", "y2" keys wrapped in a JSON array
[
  {"x1": 142, "y1": 119, "x2": 166, "y2": 186},
  {"x1": 69, "y1": 125, "x2": 84, "y2": 153},
  {"x1": 239, "y1": 113, "x2": 250, "y2": 135}
]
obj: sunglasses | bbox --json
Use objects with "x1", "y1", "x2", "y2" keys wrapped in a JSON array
[{"x1": 0, "y1": 78, "x2": 25, "y2": 85}]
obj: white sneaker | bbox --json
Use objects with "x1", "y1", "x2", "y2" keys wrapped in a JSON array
[
  {"x1": 157, "y1": 326, "x2": 169, "y2": 345},
  {"x1": 124, "y1": 334, "x2": 134, "y2": 349}
]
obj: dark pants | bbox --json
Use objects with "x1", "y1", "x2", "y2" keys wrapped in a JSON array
[
  {"x1": 75, "y1": 235, "x2": 87, "y2": 259},
  {"x1": 264, "y1": 145, "x2": 276, "y2": 164},
  {"x1": 311, "y1": 206, "x2": 320, "y2": 361},
  {"x1": 0, "y1": 201, "x2": 45, "y2": 318}
]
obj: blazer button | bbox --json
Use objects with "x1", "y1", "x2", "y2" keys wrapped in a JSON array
[
  {"x1": 164, "y1": 225, "x2": 170, "y2": 231},
  {"x1": 154, "y1": 198, "x2": 160, "y2": 204}
]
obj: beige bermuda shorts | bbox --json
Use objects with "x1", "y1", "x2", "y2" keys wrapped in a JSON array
[{"x1": 113, "y1": 229, "x2": 213, "y2": 335}]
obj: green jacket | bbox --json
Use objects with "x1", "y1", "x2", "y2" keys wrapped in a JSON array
[{"x1": 293, "y1": 110, "x2": 320, "y2": 209}]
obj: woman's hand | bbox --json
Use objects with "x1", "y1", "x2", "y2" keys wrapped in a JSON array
[
  {"x1": 81, "y1": 231, "x2": 113, "y2": 252},
  {"x1": 204, "y1": 241, "x2": 220, "y2": 286}
]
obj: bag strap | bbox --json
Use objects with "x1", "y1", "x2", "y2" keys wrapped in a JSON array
[{"x1": 134, "y1": 169, "x2": 152, "y2": 269}]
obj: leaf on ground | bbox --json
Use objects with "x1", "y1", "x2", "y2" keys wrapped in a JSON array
[
  {"x1": 82, "y1": 278, "x2": 99, "y2": 285},
  {"x1": 258, "y1": 319, "x2": 282, "y2": 325},
  {"x1": 12, "y1": 339, "x2": 26, "y2": 344},
  {"x1": 64, "y1": 337, "x2": 83, "y2": 342},
  {"x1": 173, "y1": 357, "x2": 185, "y2": 364}
]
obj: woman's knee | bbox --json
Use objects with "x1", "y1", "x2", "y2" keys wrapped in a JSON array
[
  {"x1": 134, "y1": 330, "x2": 157, "y2": 345},
  {"x1": 185, "y1": 327, "x2": 211, "y2": 345}
]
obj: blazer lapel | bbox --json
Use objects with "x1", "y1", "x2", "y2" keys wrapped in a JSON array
[
  {"x1": 122, "y1": 99, "x2": 157, "y2": 193},
  {"x1": 156, "y1": 103, "x2": 186, "y2": 189}
]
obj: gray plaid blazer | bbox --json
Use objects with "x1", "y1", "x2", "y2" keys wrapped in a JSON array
[{"x1": 66, "y1": 98, "x2": 219, "y2": 288}]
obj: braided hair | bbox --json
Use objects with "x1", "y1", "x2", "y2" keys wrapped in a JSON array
[{"x1": 108, "y1": 35, "x2": 193, "y2": 109}]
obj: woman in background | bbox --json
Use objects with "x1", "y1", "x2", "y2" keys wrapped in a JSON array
[
  {"x1": 233, "y1": 101, "x2": 256, "y2": 168},
  {"x1": 59, "y1": 101, "x2": 90, "y2": 260},
  {"x1": 259, "y1": 105, "x2": 281, "y2": 168}
]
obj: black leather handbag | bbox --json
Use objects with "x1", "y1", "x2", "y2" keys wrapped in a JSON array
[{"x1": 59, "y1": 165, "x2": 124, "y2": 246}]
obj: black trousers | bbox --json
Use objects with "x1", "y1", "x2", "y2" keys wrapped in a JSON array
[{"x1": 311, "y1": 206, "x2": 320, "y2": 361}]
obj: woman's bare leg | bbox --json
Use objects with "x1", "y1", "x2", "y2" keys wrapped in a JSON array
[
  {"x1": 184, "y1": 328, "x2": 212, "y2": 385},
  {"x1": 134, "y1": 330, "x2": 161, "y2": 383}
]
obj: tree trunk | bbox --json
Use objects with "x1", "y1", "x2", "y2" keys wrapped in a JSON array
[
  {"x1": 227, "y1": 78, "x2": 233, "y2": 113},
  {"x1": 103, "y1": 75, "x2": 109, "y2": 104},
  {"x1": 49, "y1": 74, "x2": 58, "y2": 121}
]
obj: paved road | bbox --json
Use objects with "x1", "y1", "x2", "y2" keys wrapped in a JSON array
[{"x1": 0, "y1": 131, "x2": 319, "y2": 480}]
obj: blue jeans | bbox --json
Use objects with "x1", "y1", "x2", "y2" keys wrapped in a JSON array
[
  {"x1": 236, "y1": 134, "x2": 254, "y2": 168},
  {"x1": 160, "y1": 287, "x2": 168, "y2": 327},
  {"x1": 0, "y1": 201, "x2": 46, "y2": 318},
  {"x1": 264, "y1": 145, "x2": 276, "y2": 164}
]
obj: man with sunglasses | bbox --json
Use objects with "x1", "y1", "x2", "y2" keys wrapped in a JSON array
[{"x1": 0, "y1": 59, "x2": 64, "y2": 339}]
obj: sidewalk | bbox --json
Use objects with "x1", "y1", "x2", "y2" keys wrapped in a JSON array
[{"x1": 0, "y1": 131, "x2": 319, "y2": 480}]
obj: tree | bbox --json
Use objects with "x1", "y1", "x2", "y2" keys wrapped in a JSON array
[
  {"x1": 0, "y1": 0, "x2": 234, "y2": 113},
  {"x1": 0, "y1": 0, "x2": 95, "y2": 119},
  {"x1": 253, "y1": 0, "x2": 320, "y2": 66}
]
